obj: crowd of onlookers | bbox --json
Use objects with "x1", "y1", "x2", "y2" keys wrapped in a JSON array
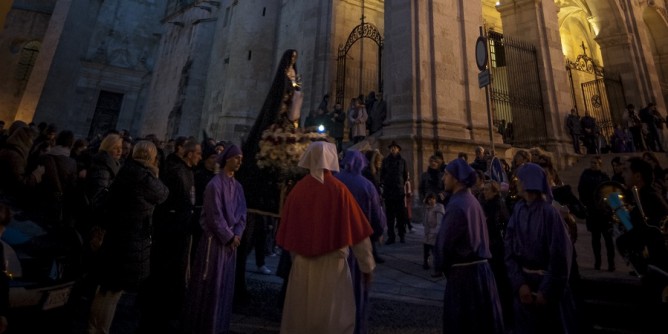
[
  {"x1": 0, "y1": 120, "x2": 235, "y2": 333},
  {"x1": 303, "y1": 91, "x2": 387, "y2": 152},
  {"x1": 1, "y1": 114, "x2": 667, "y2": 332},
  {"x1": 566, "y1": 102, "x2": 666, "y2": 155}
]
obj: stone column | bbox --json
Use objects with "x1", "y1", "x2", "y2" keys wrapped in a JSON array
[
  {"x1": 384, "y1": 0, "x2": 491, "y2": 177},
  {"x1": 583, "y1": 0, "x2": 667, "y2": 121},
  {"x1": 497, "y1": 0, "x2": 573, "y2": 161},
  {"x1": 200, "y1": 0, "x2": 282, "y2": 143},
  {"x1": 14, "y1": 0, "x2": 75, "y2": 122}
]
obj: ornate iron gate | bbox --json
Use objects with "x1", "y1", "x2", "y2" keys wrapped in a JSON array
[
  {"x1": 581, "y1": 77, "x2": 626, "y2": 141},
  {"x1": 567, "y1": 51, "x2": 626, "y2": 146},
  {"x1": 488, "y1": 31, "x2": 547, "y2": 148},
  {"x1": 335, "y1": 22, "x2": 383, "y2": 105}
]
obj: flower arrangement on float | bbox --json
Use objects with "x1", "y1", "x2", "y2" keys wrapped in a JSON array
[{"x1": 256, "y1": 123, "x2": 332, "y2": 181}]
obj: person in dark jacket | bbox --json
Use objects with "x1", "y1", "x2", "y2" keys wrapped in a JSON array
[
  {"x1": 565, "y1": 108, "x2": 582, "y2": 154},
  {"x1": 610, "y1": 156, "x2": 625, "y2": 184},
  {"x1": 191, "y1": 142, "x2": 219, "y2": 260},
  {"x1": 617, "y1": 157, "x2": 668, "y2": 332},
  {"x1": 85, "y1": 134, "x2": 122, "y2": 212},
  {"x1": 142, "y1": 140, "x2": 201, "y2": 333},
  {"x1": 368, "y1": 94, "x2": 387, "y2": 135},
  {"x1": 479, "y1": 180, "x2": 513, "y2": 329},
  {"x1": 81, "y1": 134, "x2": 122, "y2": 242},
  {"x1": 0, "y1": 126, "x2": 43, "y2": 202},
  {"x1": 580, "y1": 112, "x2": 598, "y2": 154},
  {"x1": 362, "y1": 149, "x2": 383, "y2": 195},
  {"x1": 419, "y1": 154, "x2": 446, "y2": 204},
  {"x1": 380, "y1": 141, "x2": 409, "y2": 244},
  {"x1": 36, "y1": 130, "x2": 78, "y2": 227},
  {"x1": 577, "y1": 155, "x2": 614, "y2": 271},
  {"x1": 639, "y1": 102, "x2": 664, "y2": 152},
  {"x1": 87, "y1": 140, "x2": 168, "y2": 334},
  {"x1": 328, "y1": 103, "x2": 346, "y2": 152}
]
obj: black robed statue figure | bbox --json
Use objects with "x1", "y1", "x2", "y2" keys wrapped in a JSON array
[
  {"x1": 234, "y1": 50, "x2": 330, "y2": 306},
  {"x1": 238, "y1": 49, "x2": 303, "y2": 214}
]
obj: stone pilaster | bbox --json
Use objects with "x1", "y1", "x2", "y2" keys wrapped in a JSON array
[
  {"x1": 199, "y1": 0, "x2": 281, "y2": 143},
  {"x1": 590, "y1": 2, "x2": 666, "y2": 119},
  {"x1": 497, "y1": 0, "x2": 573, "y2": 164},
  {"x1": 384, "y1": 0, "x2": 499, "y2": 178}
]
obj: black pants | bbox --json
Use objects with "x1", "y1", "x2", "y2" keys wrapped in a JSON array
[
  {"x1": 590, "y1": 227, "x2": 615, "y2": 269},
  {"x1": 384, "y1": 197, "x2": 408, "y2": 239},
  {"x1": 423, "y1": 244, "x2": 434, "y2": 264},
  {"x1": 570, "y1": 133, "x2": 581, "y2": 154}
]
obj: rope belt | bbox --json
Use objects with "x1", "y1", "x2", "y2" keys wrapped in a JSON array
[
  {"x1": 522, "y1": 267, "x2": 547, "y2": 276},
  {"x1": 451, "y1": 259, "x2": 487, "y2": 267}
]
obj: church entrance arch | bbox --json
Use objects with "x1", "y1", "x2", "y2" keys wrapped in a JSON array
[
  {"x1": 335, "y1": 22, "x2": 383, "y2": 106},
  {"x1": 566, "y1": 46, "x2": 626, "y2": 144}
]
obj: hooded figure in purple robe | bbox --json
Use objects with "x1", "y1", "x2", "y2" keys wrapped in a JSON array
[
  {"x1": 505, "y1": 163, "x2": 577, "y2": 334},
  {"x1": 434, "y1": 158, "x2": 505, "y2": 333},
  {"x1": 336, "y1": 150, "x2": 387, "y2": 334},
  {"x1": 184, "y1": 145, "x2": 246, "y2": 334}
]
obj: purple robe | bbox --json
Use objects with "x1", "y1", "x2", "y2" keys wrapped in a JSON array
[
  {"x1": 434, "y1": 189, "x2": 505, "y2": 333},
  {"x1": 336, "y1": 150, "x2": 387, "y2": 334},
  {"x1": 184, "y1": 173, "x2": 247, "y2": 334},
  {"x1": 505, "y1": 198, "x2": 576, "y2": 334}
]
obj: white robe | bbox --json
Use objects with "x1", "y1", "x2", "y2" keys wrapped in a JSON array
[{"x1": 280, "y1": 238, "x2": 374, "y2": 334}]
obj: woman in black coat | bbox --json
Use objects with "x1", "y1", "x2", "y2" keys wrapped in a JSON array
[{"x1": 87, "y1": 140, "x2": 168, "y2": 334}]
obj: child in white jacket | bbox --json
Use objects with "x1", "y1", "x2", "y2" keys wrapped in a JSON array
[{"x1": 422, "y1": 193, "x2": 444, "y2": 272}]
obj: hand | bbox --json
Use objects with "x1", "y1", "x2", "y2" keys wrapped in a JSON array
[
  {"x1": 229, "y1": 235, "x2": 241, "y2": 250},
  {"x1": 32, "y1": 165, "x2": 45, "y2": 183},
  {"x1": 519, "y1": 284, "x2": 533, "y2": 305},
  {"x1": 534, "y1": 291, "x2": 547, "y2": 306}
]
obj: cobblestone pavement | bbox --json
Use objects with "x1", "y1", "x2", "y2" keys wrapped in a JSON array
[{"x1": 6, "y1": 220, "x2": 650, "y2": 333}]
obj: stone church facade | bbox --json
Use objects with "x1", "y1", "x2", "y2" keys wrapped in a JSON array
[{"x1": 1, "y1": 0, "x2": 667, "y2": 176}]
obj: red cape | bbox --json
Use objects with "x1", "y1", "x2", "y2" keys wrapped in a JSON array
[{"x1": 277, "y1": 171, "x2": 373, "y2": 257}]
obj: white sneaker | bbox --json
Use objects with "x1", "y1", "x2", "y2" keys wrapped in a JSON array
[{"x1": 257, "y1": 265, "x2": 272, "y2": 275}]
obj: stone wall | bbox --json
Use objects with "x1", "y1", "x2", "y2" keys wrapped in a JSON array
[
  {"x1": 16, "y1": 0, "x2": 165, "y2": 138},
  {"x1": 141, "y1": 0, "x2": 218, "y2": 139},
  {"x1": 0, "y1": 1, "x2": 55, "y2": 124}
]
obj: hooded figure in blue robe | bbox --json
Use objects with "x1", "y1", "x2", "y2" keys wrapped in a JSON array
[
  {"x1": 505, "y1": 163, "x2": 577, "y2": 333},
  {"x1": 434, "y1": 158, "x2": 505, "y2": 333}
]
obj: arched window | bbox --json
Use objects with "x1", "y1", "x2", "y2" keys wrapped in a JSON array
[{"x1": 15, "y1": 41, "x2": 40, "y2": 83}]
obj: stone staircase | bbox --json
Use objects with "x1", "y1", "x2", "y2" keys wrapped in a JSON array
[
  {"x1": 557, "y1": 152, "x2": 668, "y2": 189},
  {"x1": 557, "y1": 151, "x2": 668, "y2": 333}
]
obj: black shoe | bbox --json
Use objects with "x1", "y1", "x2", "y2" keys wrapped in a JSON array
[
  {"x1": 400, "y1": 237, "x2": 405, "y2": 243},
  {"x1": 607, "y1": 266, "x2": 616, "y2": 272},
  {"x1": 423, "y1": 263, "x2": 430, "y2": 270},
  {"x1": 594, "y1": 261, "x2": 601, "y2": 270},
  {"x1": 385, "y1": 238, "x2": 395, "y2": 245},
  {"x1": 374, "y1": 256, "x2": 386, "y2": 264}
]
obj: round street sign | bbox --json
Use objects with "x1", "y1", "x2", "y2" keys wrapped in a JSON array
[{"x1": 475, "y1": 36, "x2": 488, "y2": 71}]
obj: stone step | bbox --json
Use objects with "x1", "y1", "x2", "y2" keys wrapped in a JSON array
[{"x1": 557, "y1": 152, "x2": 668, "y2": 193}]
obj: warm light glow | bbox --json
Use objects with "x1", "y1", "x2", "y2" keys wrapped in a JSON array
[{"x1": 496, "y1": 1, "x2": 500, "y2": 6}]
